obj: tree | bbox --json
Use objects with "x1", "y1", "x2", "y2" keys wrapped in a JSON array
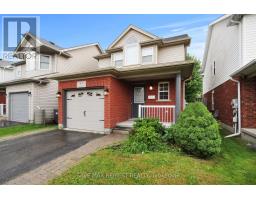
[{"x1": 185, "y1": 55, "x2": 203, "y2": 103}]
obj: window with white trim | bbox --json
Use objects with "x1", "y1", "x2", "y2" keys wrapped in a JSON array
[
  {"x1": 26, "y1": 52, "x2": 36, "y2": 71},
  {"x1": 125, "y1": 43, "x2": 139, "y2": 66},
  {"x1": 158, "y1": 82, "x2": 169, "y2": 101},
  {"x1": 40, "y1": 55, "x2": 50, "y2": 70},
  {"x1": 112, "y1": 52, "x2": 123, "y2": 67},
  {"x1": 142, "y1": 47, "x2": 153, "y2": 64}
]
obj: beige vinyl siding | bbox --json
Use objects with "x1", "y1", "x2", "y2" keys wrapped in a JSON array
[
  {"x1": 242, "y1": 15, "x2": 256, "y2": 65},
  {"x1": 0, "y1": 68, "x2": 15, "y2": 83},
  {"x1": 33, "y1": 80, "x2": 58, "y2": 123},
  {"x1": 56, "y1": 45, "x2": 99, "y2": 73},
  {"x1": 203, "y1": 17, "x2": 240, "y2": 94},
  {"x1": 158, "y1": 45, "x2": 185, "y2": 64},
  {"x1": 99, "y1": 57, "x2": 111, "y2": 68},
  {"x1": 6, "y1": 83, "x2": 34, "y2": 122}
]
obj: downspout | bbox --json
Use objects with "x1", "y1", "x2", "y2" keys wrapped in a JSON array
[
  {"x1": 225, "y1": 18, "x2": 242, "y2": 138},
  {"x1": 225, "y1": 78, "x2": 241, "y2": 138}
]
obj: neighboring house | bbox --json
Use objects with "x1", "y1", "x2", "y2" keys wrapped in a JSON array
[
  {"x1": 202, "y1": 14, "x2": 256, "y2": 141},
  {"x1": 51, "y1": 25, "x2": 194, "y2": 134},
  {"x1": 0, "y1": 33, "x2": 102, "y2": 123},
  {"x1": 0, "y1": 59, "x2": 15, "y2": 116}
]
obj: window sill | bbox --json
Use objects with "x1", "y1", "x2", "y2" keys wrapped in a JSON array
[{"x1": 156, "y1": 99, "x2": 172, "y2": 102}]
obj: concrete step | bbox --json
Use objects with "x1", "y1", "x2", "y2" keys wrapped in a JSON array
[
  {"x1": 112, "y1": 128, "x2": 132, "y2": 135},
  {"x1": 241, "y1": 128, "x2": 256, "y2": 144}
]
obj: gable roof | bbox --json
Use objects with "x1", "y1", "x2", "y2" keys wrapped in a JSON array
[
  {"x1": 15, "y1": 32, "x2": 71, "y2": 57},
  {"x1": 14, "y1": 32, "x2": 103, "y2": 58},
  {"x1": 107, "y1": 25, "x2": 159, "y2": 49},
  {"x1": 95, "y1": 33, "x2": 191, "y2": 60}
]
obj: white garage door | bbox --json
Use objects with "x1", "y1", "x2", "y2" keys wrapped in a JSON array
[
  {"x1": 9, "y1": 92, "x2": 29, "y2": 123},
  {"x1": 66, "y1": 89, "x2": 104, "y2": 133}
]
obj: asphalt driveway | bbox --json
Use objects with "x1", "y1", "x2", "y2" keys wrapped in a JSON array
[{"x1": 0, "y1": 130, "x2": 103, "y2": 183}]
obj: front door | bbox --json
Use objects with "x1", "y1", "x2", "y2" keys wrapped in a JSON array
[{"x1": 132, "y1": 86, "x2": 145, "y2": 118}]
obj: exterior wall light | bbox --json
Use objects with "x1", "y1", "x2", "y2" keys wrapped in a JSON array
[
  {"x1": 149, "y1": 85, "x2": 153, "y2": 91},
  {"x1": 56, "y1": 91, "x2": 61, "y2": 98},
  {"x1": 104, "y1": 88, "x2": 109, "y2": 96}
]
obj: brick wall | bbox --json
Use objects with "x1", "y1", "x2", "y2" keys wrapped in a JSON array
[
  {"x1": 0, "y1": 92, "x2": 6, "y2": 104},
  {"x1": 204, "y1": 80, "x2": 238, "y2": 127},
  {"x1": 241, "y1": 77, "x2": 256, "y2": 128},
  {"x1": 58, "y1": 76, "x2": 184, "y2": 129},
  {"x1": 58, "y1": 76, "x2": 131, "y2": 129},
  {"x1": 108, "y1": 78, "x2": 132, "y2": 128}
]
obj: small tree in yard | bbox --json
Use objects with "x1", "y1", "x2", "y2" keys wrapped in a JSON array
[{"x1": 185, "y1": 55, "x2": 203, "y2": 103}]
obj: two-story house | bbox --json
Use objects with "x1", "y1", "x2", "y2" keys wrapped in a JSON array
[
  {"x1": 202, "y1": 14, "x2": 256, "y2": 141},
  {"x1": 51, "y1": 25, "x2": 194, "y2": 134},
  {"x1": 0, "y1": 32, "x2": 102, "y2": 123}
]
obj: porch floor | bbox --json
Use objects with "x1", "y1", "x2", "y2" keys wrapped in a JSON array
[
  {"x1": 116, "y1": 118, "x2": 173, "y2": 129},
  {"x1": 116, "y1": 118, "x2": 136, "y2": 129}
]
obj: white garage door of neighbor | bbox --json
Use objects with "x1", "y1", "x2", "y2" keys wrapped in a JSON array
[
  {"x1": 10, "y1": 92, "x2": 29, "y2": 123},
  {"x1": 66, "y1": 89, "x2": 104, "y2": 133}
]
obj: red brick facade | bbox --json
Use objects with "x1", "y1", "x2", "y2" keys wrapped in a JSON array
[
  {"x1": 0, "y1": 92, "x2": 6, "y2": 104},
  {"x1": 58, "y1": 76, "x2": 132, "y2": 129},
  {"x1": 58, "y1": 76, "x2": 183, "y2": 130},
  {"x1": 204, "y1": 80, "x2": 238, "y2": 127},
  {"x1": 240, "y1": 78, "x2": 256, "y2": 128},
  {"x1": 204, "y1": 78, "x2": 256, "y2": 128}
]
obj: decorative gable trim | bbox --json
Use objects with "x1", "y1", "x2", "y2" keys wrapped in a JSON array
[{"x1": 107, "y1": 25, "x2": 158, "y2": 50}]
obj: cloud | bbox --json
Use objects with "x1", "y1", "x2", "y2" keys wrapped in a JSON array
[
  {"x1": 148, "y1": 16, "x2": 215, "y2": 31},
  {"x1": 162, "y1": 25, "x2": 208, "y2": 38}
]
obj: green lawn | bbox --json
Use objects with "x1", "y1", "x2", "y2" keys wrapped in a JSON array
[
  {"x1": 50, "y1": 129, "x2": 256, "y2": 185},
  {"x1": 0, "y1": 124, "x2": 57, "y2": 138}
]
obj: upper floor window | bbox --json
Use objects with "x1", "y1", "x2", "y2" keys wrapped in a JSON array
[
  {"x1": 125, "y1": 43, "x2": 139, "y2": 66},
  {"x1": 211, "y1": 61, "x2": 216, "y2": 76},
  {"x1": 40, "y1": 55, "x2": 50, "y2": 70},
  {"x1": 26, "y1": 52, "x2": 36, "y2": 71},
  {"x1": 213, "y1": 61, "x2": 216, "y2": 75},
  {"x1": 142, "y1": 47, "x2": 153, "y2": 64},
  {"x1": 112, "y1": 52, "x2": 123, "y2": 67},
  {"x1": 158, "y1": 82, "x2": 169, "y2": 101}
]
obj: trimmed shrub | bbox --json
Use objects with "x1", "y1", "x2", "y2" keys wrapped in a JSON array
[
  {"x1": 165, "y1": 102, "x2": 221, "y2": 158},
  {"x1": 122, "y1": 118, "x2": 168, "y2": 154},
  {"x1": 133, "y1": 118, "x2": 166, "y2": 135}
]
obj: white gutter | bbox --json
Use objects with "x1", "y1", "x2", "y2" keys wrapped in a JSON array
[
  {"x1": 225, "y1": 18, "x2": 243, "y2": 138},
  {"x1": 224, "y1": 16, "x2": 244, "y2": 138}
]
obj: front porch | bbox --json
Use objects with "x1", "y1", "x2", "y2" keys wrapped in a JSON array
[
  {"x1": 115, "y1": 105, "x2": 176, "y2": 130},
  {"x1": 116, "y1": 69, "x2": 183, "y2": 130}
]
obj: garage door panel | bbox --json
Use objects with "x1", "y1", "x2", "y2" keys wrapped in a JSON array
[
  {"x1": 66, "y1": 89, "x2": 104, "y2": 133},
  {"x1": 10, "y1": 93, "x2": 29, "y2": 123}
]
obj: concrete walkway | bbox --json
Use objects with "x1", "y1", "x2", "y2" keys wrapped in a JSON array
[{"x1": 5, "y1": 133, "x2": 127, "y2": 185}]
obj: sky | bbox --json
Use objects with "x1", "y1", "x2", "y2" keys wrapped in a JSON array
[{"x1": 0, "y1": 14, "x2": 222, "y2": 61}]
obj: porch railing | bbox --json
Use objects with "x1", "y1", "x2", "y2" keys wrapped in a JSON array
[
  {"x1": 0, "y1": 104, "x2": 6, "y2": 116},
  {"x1": 138, "y1": 105, "x2": 176, "y2": 126}
]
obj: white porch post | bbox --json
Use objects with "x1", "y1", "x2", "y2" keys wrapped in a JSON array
[{"x1": 175, "y1": 73, "x2": 181, "y2": 121}]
